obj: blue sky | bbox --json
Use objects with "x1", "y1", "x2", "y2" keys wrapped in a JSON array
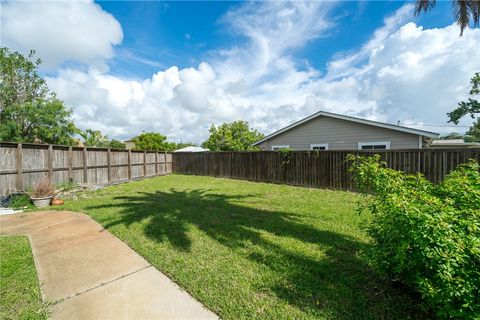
[
  {"x1": 100, "y1": 1, "x2": 454, "y2": 79},
  {"x1": 1, "y1": 1, "x2": 479, "y2": 142}
]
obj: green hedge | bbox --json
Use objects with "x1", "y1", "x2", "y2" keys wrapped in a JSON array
[{"x1": 348, "y1": 155, "x2": 480, "y2": 319}]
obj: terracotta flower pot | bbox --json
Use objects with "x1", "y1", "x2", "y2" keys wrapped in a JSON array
[{"x1": 51, "y1": 198, "x2": 64, "y2": 206}]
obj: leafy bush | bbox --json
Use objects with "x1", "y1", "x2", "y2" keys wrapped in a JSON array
[
  {"x1": 277, "y1": 147, "x2": 293, "y2": 166},
  {"x1": 348, "y1": 155, "x2": 480, "y2": 319},
  {"x1": 9, "y1": 194, "x2": 33, "y2": 209}
]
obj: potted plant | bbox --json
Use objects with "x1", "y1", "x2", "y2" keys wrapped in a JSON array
[{"x1": 30, "y1": 177, "x2": 55, "y2": 208}]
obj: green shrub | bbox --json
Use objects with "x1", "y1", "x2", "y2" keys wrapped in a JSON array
[
  {"x1": 277, "y1": 147, "x2": 292, "y2": 166},
  {"x1": 348, "y1": 155, "x2": 480, "y2": 319},
  {"x1": 9, "y1": 194, "x2": 33, "y2": 209}
]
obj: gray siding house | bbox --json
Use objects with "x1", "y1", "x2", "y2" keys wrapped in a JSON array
[{"x1": 253, "y1": 111, "x2": 439, "y2": 151}]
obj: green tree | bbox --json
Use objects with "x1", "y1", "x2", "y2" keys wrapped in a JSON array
[
  {"x1": 439, "y1": 132, "x2": 464, "y2": 140},
  {"x1": 465, "y1": 118, "x2": 480, "y2": 142},
  {"x1": 201, "y1": 120, "x2": 265, "y2": 151},
  {"x1": 131, "y1": 132, "x2": 176, "y2": 151},
  {"x1": 448, "y1": 72, "x2": 480, "y2": 142},
  {"x1": 0, "y1": 47, "x2": 77, "y2": 145},
  {"x1": 78, "y1": 129, "x2": 126, "y2": 149},
  {"x1": 175, "y1": 142, "x2": 196, "y2": 149},
  {"x1": 108, "y1": 139, "x2": 126, "y2": 149},
  {"x1": 79, "y1": 129, "x2": 109, "y2": 147},
  {"x1": 415, "y1": 0, "x2": 480, "y2": 36}
]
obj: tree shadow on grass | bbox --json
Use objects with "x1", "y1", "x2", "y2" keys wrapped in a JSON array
[{"x1": 86, "y1": 189, "x2": 426, "y2": 319}]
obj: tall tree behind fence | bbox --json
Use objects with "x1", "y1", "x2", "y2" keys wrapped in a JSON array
[
  {"x1": 0, "y1": 142, "x2": 173, "y2": 196},
  {"x1": 173, "y1": 149, "x2": 480, "y2": 190}
]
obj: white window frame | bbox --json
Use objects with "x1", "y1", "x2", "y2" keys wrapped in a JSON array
[
  {"x1": 357, "y1": 141, "x2": 391, "y2": 150},
  {"x1": 310, "y1": 143, "x2": 329, "y2": 151},
  {"x1": 271, "y1": 145, "x2": 289, "y2": 151}
]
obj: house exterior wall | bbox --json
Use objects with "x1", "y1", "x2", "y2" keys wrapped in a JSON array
[{"x1": 257, "y1": 116, "x2": 421, "y2": 150}]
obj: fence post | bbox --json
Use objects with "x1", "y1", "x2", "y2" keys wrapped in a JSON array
[
  {"x1": 83, "y1": 146, "x2": 88, "y2": 184},
  {"x1": 68, "y1": 146, "x2": 73, "y2": 182},
  {"x1": 128, "y1": 150, "x2": 132, "y2": 180},
  {"x1": 107, "y1": 148, "x2": 112, "y2": 183},
  {"x1": 155, "y1": 151, "x2": 159, "y2": 175},
  {"x1": 16, "y1": 143, "x2": 23, "y2": 191},
  {"x1": 164, "y1": 152, "x2": 167, "y2": 174},
  {"x1": 144, "y1": 151, "x2": 147, "y2": 177},
  {"x1": 48, "y1": 145, "x2": 54, "y2": 181}
]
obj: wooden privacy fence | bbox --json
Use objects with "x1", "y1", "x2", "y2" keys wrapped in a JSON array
[
  {"x1": 0, "y1": 142, "x2": 173, "y2": 196},
  {"x1": 173, "y1": 149, "x2": 480, "y2": 191},
  {"x1": 2, "y1": 143, "x2": 479, "y2": 195}
]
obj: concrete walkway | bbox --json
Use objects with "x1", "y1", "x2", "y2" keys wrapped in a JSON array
[{"x1": 0, "y1": 211, "x2": 218, "y2": 320}]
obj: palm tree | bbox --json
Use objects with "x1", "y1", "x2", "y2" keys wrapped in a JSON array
[{"x1": 415, "y1": 0, "x2": 480, "y2": 35}]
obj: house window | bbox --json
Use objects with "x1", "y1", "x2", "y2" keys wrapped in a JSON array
[
  {"x1": 310, "y1": 143, "x2": 329, "y2": 151},
  {"x1": 358, "y1": 141, "x2": 391, "y2": 150},
  {"x1": 272, "y1": 145, "x2": 289, "y2": 151}
]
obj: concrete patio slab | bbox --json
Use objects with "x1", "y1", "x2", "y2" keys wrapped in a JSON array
[{"x1": 0, "y1": 211, "x2": 218, "y2": 320}]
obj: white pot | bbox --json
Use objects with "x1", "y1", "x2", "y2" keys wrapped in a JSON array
[{"x1": 30, "y1": 196, "x2": 53, "y2": 208}]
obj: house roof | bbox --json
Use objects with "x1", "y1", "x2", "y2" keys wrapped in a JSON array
[
  {"x1": 174, "y1": 146, "x2": 209, "y2": 152},
  {"x1": 431, "y1": 139, "x2": 480, "y2": 147},
  {"x1": 431, "y1": 139, "x2": 465, "y2": 145},
  {"x1": 252, "y1": 110, "x2": 439, "y2": 146}
]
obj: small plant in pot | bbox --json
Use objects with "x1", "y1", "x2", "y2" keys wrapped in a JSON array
[{"x1": 30, "y1": 177, "x2": 55, "y2": 208}]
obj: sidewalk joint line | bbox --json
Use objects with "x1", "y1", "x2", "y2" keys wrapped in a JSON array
[{"x1": 52, "y1": 265, "x2": 153, "y2": 305}]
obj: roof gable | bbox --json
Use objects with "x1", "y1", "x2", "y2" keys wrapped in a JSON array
[{"x1": 253, "y1": 111, "x2": 439, "y2": 146}]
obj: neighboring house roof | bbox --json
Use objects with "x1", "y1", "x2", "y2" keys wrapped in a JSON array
[
  {"x1": 252, "y1": 110, "x2": 439, "y2": 146},
  {"x1": 430, "y1": 139, "x2": 480, "y2": 148},
  {"x1": 174, "y1": 146, "x2": 209, "y2": 152}
]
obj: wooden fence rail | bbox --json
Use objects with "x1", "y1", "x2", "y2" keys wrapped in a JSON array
[
  {"x1": 173, "y1": 149, "x2": 480, "y2": 191},
  {"x1": 0, "y1": 142, "x2": 173, "y2": 196}
]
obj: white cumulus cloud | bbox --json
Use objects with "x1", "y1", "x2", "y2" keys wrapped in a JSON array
[{"x1": 0, "y1": 0, "x2": 122, "y2": 70}]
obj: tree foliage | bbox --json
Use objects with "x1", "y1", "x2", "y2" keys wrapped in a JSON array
[
  {"x1": 0, "y1": 47, "x2": 77, "y2": 145},
  {"x1": 79, "y1": 129, "x2": 109, "y2": 147},
  {"x1": 448, "y1": 72, "x2": 480, "y2": 142},
  {"x1": 78, "y1": 129, "x2": 126, "y2": 149},
  {"x1": 448, "y1": 72, "x2": 480, "y2": 124},
  {"x1": 415, "y1": 0, "x2": 480, "y2": 36},
  {"x1": 201, "y1": 120, "x2": 264, "y2": 151},
  {"x1": 349, "y1": 155, "x2": 480, "y2": 319},
  {"x1": 175, "y1": 142, "x2": 196, "y2": 149},
  {"x1": 131, "y1": 132, "x2": 176, "y2": 151},
  {"x1": 439, "y1": 132, "x2": 464, "y2": 140},
  {"x1": 108, "y1": 139, "x2": 126, "y2": 149}
]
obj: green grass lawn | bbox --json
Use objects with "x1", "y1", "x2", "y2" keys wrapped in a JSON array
[
  {"x1": 0, "y1": 236, "x2": 48, "y2": 320},
  {"x1": 57, "y1": 174, "x2": 425, "y2": 319}
]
